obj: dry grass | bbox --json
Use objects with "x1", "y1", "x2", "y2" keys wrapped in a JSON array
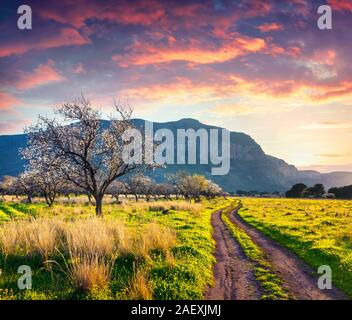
[
  {"x1": 0, "y1": 217, "x2": 177, "y2": 259},
  {"x1": 144, "y1": 222, "x2": 177, "y2": 251},
  {"x1": 0, "y1": 221, "x2": 24, "y2": 255},
  {"x1": 0, "y1": 218, "x2": 62, "y2": 258},
  {"x1": 127, "y1": 269, "x2": 153, "y2": 300},
  {"x1": 0, "y1": 215, "x2": 177, "y2": 293},
  {"x1": 27, "y1": 220, "x2": 63, "y2": 260},
  {"x1": 64, "y1": 219, "x2": 117, "y2": 258},
  {"x1": 61, "y1": 219, "x2": 118, "y2": 291},
  {"x1": 127, "y1": 222, "x2": 177, "y2": 258},
  {"x1": 67, "y1": 254, "x2": 113, "y2": 292}
]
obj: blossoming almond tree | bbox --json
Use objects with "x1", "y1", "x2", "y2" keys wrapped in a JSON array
[{"x1": 22, "y1": 95, "x2": 154, "y2": 215}]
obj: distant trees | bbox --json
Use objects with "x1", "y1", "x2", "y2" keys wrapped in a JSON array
[
  {"x1": 285, "y1": 183, "x2": 307, "y2": 198},
  {"x1": 203, "y1": 180, "x2": 223, "y2": 199},
  {"x1": 236, "y1": 190, "x2": 280, "y2": 197},
  {"x1": 0, "y1": 176, "x2": 17, "y2": 199},
  {"x1": 286, "y1": 182, "x2": 352, "y2": 199},
  {"x1": 167, "y1": 171, "x2": 223, "y2": 201},
  {"x1": 328, "y1": 185, "x2": 352, "y2": 199},
  {"x1": 153, "y1": 183, "x2": 175, "y2": 200},
  {"x1": 302, "y1": 184, "x2": 325, "y2": 198},
  {"x1": 135, "y1": 175, "x2": 155, "y2": 201},
  {"x1": 107, "y1": 180, "x2": 127, "y2": 202},
  {"x1": 188, "y1": 174, "x2": 208, "y2": 201},
  {"x1": 21, "y1": 154, "x2": 68, "y2": 206},
  {"x1": 15, "y1": 173, "x2": 37, "y2": 203},
  {"x1": 123, "y1": 174, "x2": 145, "y2": 202},
  {"x1": 1, "y1": 174, "x2": 39, "y2": 203},
  {"x1": 1, "y1": 170, "x2": 223, "y2": 205},
  {"x1": 167, "y1": 172, "x2": 204, "y2": 201},
  {"x1": 285, "y1": 183, "x2": 325, "y2": 199},
  {"x1": 122, "y1": 174, "x2": 175, "y2": 202},
  {"x1": 22, "y1": 96, "x2": 155, "y2": 215}
]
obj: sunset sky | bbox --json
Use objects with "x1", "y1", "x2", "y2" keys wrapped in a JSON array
[{"x1": 1, "y1": 0, "x2": 352, "y2": 172}]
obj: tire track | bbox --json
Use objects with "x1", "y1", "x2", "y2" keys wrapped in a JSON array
[{"x1": 205, "y1": 210, "x2": 262, "y2": 300}]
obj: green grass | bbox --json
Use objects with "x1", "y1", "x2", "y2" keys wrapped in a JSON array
[
  {"x1": 0, "y1": 203, "x2": 27, "y2": 219},
  {"x1": 238, "y1": 198, "x2": 352, "y2": 298},
  {"x1": 221, "y1": 209, "x2": 288, "y2": 300},
  {"x1": 0, "y1": 198, "x2": 232, "y2": 300}
]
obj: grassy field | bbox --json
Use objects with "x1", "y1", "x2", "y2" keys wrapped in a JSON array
[
  {"x1": 0, "y1": 197, "x2": 233, "y2": 300},
  {"x1": 238, "y1": 198, "x2": 352, "y2": 298},
  {"x1": 1, "y1": 196, "x2": 351, "y2": 300}
]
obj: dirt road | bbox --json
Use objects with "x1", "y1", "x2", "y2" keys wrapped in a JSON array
[
  {"x1": 205, "y1": 210, "x2": 262, "y2": 300},
  {"x1": 205, "y1": 207, "x2": 348, "y2": 300}
]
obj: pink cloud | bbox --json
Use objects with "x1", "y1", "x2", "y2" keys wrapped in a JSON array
[
  {"x1": 0, "y1": 28, "x2": 90, "y2": 58},
  {"x1": 257, "y1": 22, "x2": 283, "y2": 32},
  {"x1": 0, "y1": 119, "x2": 29, "y2": 135},
  {"x1": 38, "y1": 0, "x2": 166, "y2": 28},
  {"x1": 15, "y1": 60, "x2": 66, "y2": 90},
  {"x1": 313, "y1": 50, "x2": 336, "y2": 66},
  {"x1": 286, "y1": 46, "x2": 302, "y2": 57},
  {"x1": 328, "y1": 0, "x2": 352, "y2": 11},
  {"x1": 0, "y1": 92, "x2": 21, "y2": 110},
  {"x1": 72, "y1": 63, "x2": 86, "y2": 74}
]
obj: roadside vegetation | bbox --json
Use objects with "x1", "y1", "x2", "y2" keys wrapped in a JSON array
[{"x1": 238, "y1": 198, "x2": 352, "y2": 298}]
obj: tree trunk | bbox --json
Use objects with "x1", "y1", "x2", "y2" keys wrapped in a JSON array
[
  {"x1": 134, "y1": 194, "x2": 138, "y2": 202},
  {"x1": 95, "y1": 195, "x2": 103, "y2": 216},
  {"x1": 44, "y1": 194, "x2": 49, "y2": 206}
]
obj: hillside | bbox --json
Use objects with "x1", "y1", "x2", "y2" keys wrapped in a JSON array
[{"x1": 0, "y1": 118, "x2": 352, "y2": 192}]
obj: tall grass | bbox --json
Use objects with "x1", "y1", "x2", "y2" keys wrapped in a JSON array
[
  {"x1": 0, "y1": 218, "x2": 61, "y2": 258},
  {"x1": 127, "y1": 269, "x2": 153, "y2": 300},
  {"x1": 66, "y1": 254, "x2": 114, "y2": 293},
  {"x1": 131, "y1": 222, "x2": 177, "y2": 258},
  {"x1": 0, "y1": 216, "x2": 177, "y2": 293},
  {"x1": 64, "y1": 219, "x2": 117, "y2": 258}
]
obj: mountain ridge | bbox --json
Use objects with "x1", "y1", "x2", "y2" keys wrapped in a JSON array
[{"x1": 1, "y1": 118, "x2": 352, "y2": 192}]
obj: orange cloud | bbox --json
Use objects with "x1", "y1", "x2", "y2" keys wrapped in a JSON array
[
  {"x1": 0, "y1": 28, "x2": 90, "y2": 58},
  {"x1": 118, "y1": 78, "x2": 217, "y2": 103},
  {"x1": 267, "y1": 45, "x2": 285, "y2": 56},
  {"x1": 118, "y1": 73, "x2": 298, "y2": 107},
  {"x1": 0, "y1": 92, "x2": 21, "y2": 110},
  {"x1": 15, "y1": 60, "x2": 66, "y2": 90},
  {"x1": 112, "y1": 35, "x2": 267, "y2": 67},
  {"x1": 257, "y1": 22, "x2": 283, "y2": 32},
  {"x1": 286, "y1": 46, "x2": 302, "y2": 57},
  {"x1": 312, "y1": 82, "x2": 352, "y2": 101}
]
